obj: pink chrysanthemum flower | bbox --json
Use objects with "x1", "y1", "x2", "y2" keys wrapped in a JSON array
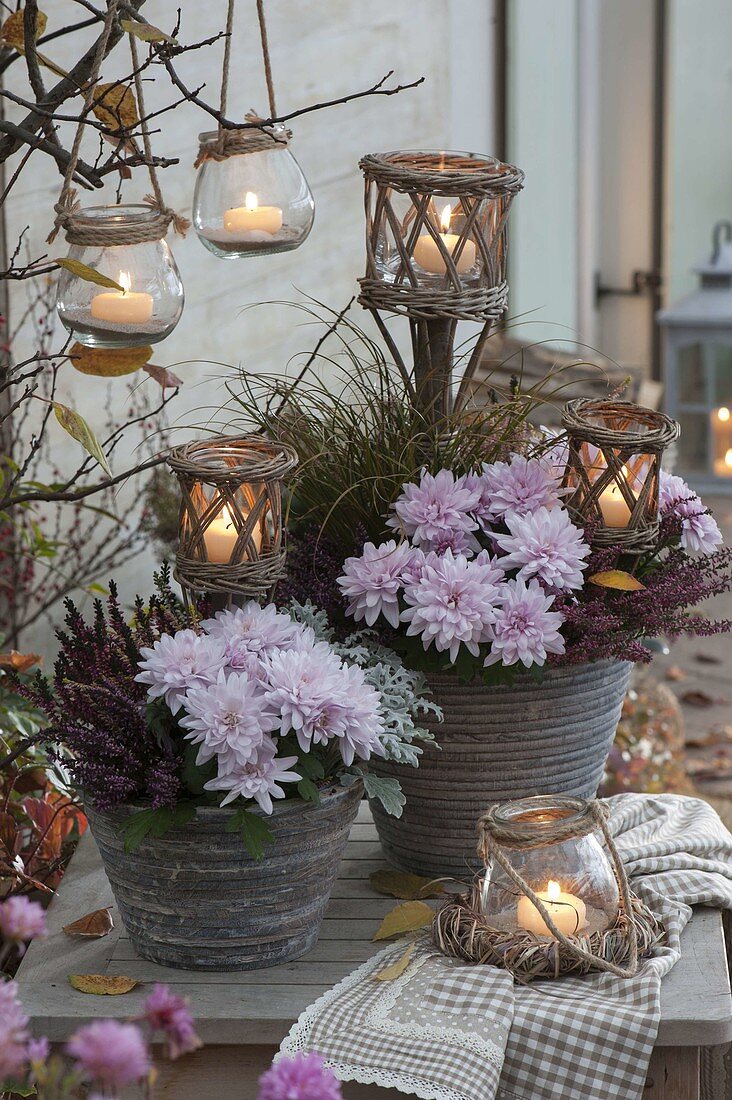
[
  {"x1": 179, "y1": 668, "x2": 279, "y2": 768},
  {"x1": 332, "y1": 664, "x2": 386, "y2": 766},
  {"x1": 401, "y1": 549, "x2": 503, "y2": 663},
  {"x1": 67, "y1": 1020, "x2": 151, "y2": 1088},
  {"x1": 0, "y1": 895, "x2": 47, "y2": 952},
  {"x1": 136, "y1": 630, "x2": 227, "y2": 714},
  {"x1": 0, "y1": 980, "x2": 30, "y2": 1079},
  {"x1": 143, "y1": 984, "x2": 201, "y2": 1059},
  {"x1": 659, "y1": 471, "x2": 723, "y2": 555},
  {"x1": 338, "y1": 540, "x2": 414, "y2": 628},
  {"x1": 201, "y1": 602, "x2": 305, "y2": 670},
  {"x1": 204, "y1": 739, "x2": 301, "y2": 812},
  {"x1": 387, "y1": 469, "x2": 481, "y2": 554},
  {"x1": 494, "y1": 507, "x2": 590, "y2": 592},
  {"x1": 467, "y1": 454, "x2": 564, "y2": 526},
  {"x1": 258, "y1": 1052, "x2": 344, "y2": 1100},
  {"x1": 263, "y1": 646, "x2": 350, "y2": 750},
  {"x1": 485, "y1": 578, "x2": 566, "y2": 668}
]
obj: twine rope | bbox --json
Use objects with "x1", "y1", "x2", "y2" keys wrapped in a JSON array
[{"x1": 477, "y1": 801, "x2": 639, "y2": 978}]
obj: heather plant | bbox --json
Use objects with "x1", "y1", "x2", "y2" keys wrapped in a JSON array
[{"x1": 25, "y1": 566, "x2": 438, "y2": 856}]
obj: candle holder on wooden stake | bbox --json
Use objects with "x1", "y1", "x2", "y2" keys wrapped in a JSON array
[
  {"x1": 167, "y1": 435, "x2": 297, "y2": 607},
  {"x1": 434, "y1": 795, "x2": 664, "y2": 981},
  {"x1": 358, "y1": 150, "x2": 523, "y2": 424},
  {"x1": 561, "y1": 399, "x2": 680, "y2": 552}
]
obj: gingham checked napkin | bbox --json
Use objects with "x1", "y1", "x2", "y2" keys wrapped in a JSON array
[{"x1": 279, "y1": 794, "x2": 732, "y2": 1100}]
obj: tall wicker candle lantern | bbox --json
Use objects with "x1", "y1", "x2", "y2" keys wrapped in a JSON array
[
  {"x1": 167, "y1": 435, "x2": 297, "y2": 606},
  {"x1": 358, "y1": 150, "x2": 524, "y2": 422},
  {"x1": 561, "y1": 399, "x2": 680, "y2": 552}
]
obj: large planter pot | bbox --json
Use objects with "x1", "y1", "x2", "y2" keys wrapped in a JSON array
[
  {"x1": 85, "y1": 782, "x2": 361, "y2": 971},
  {"x1": 369, "y1": 660, "x2": 632, "y2": 878}
]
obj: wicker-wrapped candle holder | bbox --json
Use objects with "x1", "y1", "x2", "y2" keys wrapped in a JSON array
[
  {"x1": 358, "y1": 150, "x2": 524, "y2": 322},
  {"x1": 167, "y1": 434, "x2": 297, "y2": 605},
  {"x1": 561, "y1": 399, "x2": 680, "y2": 552},
  {"x1": 433, "y1": 797, "x2": 665, "y2": 982}
]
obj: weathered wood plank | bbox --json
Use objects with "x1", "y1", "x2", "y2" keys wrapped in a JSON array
[{"x1": 644, "y1": 1046, "x2": 700, "y2": 1099}]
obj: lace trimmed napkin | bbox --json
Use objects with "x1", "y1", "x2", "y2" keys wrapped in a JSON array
[{"x1": 280, "y1": 794, "x2": 732, "y2": 1100}]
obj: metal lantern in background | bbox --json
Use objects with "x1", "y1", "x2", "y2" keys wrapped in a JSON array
[
  {"x1": 658, "y1": 221, "x2": 732, "y2": 491},
  {"x1": 193, "y1": 127, "x2": 314, "y2": 259},
  {"x1": 561, "y1": 399, "x2": 680, "y2": 552},
  {"x1": 55, "y1": 205, "x2": 185, "y2": 349},
  {"x1": 167, "y1": 435, "x2": 298, "y2": 606}
]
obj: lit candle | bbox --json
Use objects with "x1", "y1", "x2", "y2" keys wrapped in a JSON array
[
  {"x1": 517, "y1": 880, "x2": 587, "y2": 938},
  {"x1": 712, "y1": 407, "x2": 732, "y2": 476},
  {"x1": 412, "y1": 203, "x2": 477, "y2": 275},
  {"x1": 224, "y1": 191, "x2": 283, "y2": 236},
  {"x1": 598, "y1": 469, "x2": 632, "y2": 528},
  {"x1": 713, "y1": 447, "x2": 732, "y2": 477},
  {"x1": 90, "y1": 271, "x2": 153, "y2": 324},
  {"x1": 203, "y1": 504, "x2": 261, "y2": 564}
]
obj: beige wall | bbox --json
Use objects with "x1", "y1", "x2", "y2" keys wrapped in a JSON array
[{"x1": 5, "y1": 0, "x2": 495, "y2": 647}]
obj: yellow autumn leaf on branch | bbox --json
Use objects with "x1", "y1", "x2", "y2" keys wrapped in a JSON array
[
  {"x1": 69, "y1": 342, "x2": 152, "y2": 378},
  {"x1": 0, "y1": 8, "x2": 47, "y2": 52},
  {"x1": 589, "y1": 570, "x2": 646, "y2": 592},
  {"x1": 93, "y1": 83, "x2": 139, "y2": 151}
]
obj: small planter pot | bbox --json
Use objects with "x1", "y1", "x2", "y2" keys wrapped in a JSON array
[
  {"x1": 369, "y1": 660, "x2": 632, "y2": 879},
  {"x1": 85, "y1": 782, "x2": 362, "y2": 971}
]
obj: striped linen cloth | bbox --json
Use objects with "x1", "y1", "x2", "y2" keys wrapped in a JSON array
[{"x1": 279, "y1": 794, "x2": 732, "y2": 1100}]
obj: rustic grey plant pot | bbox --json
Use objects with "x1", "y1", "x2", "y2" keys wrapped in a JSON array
[
  {"x1": 369, "y1": 660, "x2": 632, "y2": 879},
  {"x1": 85, "y1": 781, "x2": 362, "y2": 972}
]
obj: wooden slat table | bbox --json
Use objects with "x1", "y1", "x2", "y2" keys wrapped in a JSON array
[{"x1": 15, "y1": 803, "x2": 732, "y2": 1099}]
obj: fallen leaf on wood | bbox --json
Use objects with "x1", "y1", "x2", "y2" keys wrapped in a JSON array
[
  {"x1": 695, "y1": 653, "x2": 722, "y2": 665},
  {"x1": 589, "y1": 570, "x2": 645, "y2": 591},
  {"x1": 68, "y1": 974, "x2": 138, "y2": 995},
  {"x1": 374, "y1": 941, "x2": 416, "y2": 981},
  {"x1": 372, "y1": 901, "x2": 433, "y2": 941},
  {"x1": 665, "y1": 666, "x2": 686, "y2": 682},
  {"x1": 0, "y1": 650, "x2": 41, "y2": 672},
  {"x1": 63, "y1": 908, "x2": 114, "y2": 938},
  {"x1": 681, "y1": 690, "x2": 725, "y2": 708},
  {"x1": 370, "y1": 869, "x2": 444, "y2": 900}
]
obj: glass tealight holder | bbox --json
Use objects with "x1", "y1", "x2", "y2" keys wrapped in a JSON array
[
  {"x1": 55, "y1": 205, "x2": 184, "y2": 349},
  {"x1": 480, "y1": 796, "x2": 620, "y2": 940},
  {"x1": 193, "y1": 128, "x2": 315, "y2": 260}
]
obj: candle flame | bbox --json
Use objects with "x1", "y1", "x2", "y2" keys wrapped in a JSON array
[
  {"x1": 726, "y1": 448, "x2": 732, "y2": 469},
  {"x1": 217, "y1": 504, "x2": 234, "y2": 528},
  {"x1": 245, "y1": 191, "x2": 259, "y2": 211},
  {"x1": 547, "y1": 880, "x2": 561, "y2": 902},
  {"x1": 718, "y1": 406, "x2": 731, "y2": 423},
  {"x1": 440, "y1": 204, "x2": 452, "y2": 234},
  {"x1": 119, "y1": 271, "x2": 131, "y2": 295}
]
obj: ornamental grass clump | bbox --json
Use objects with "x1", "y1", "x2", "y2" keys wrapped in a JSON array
[{"x1": 26, "y1": 566, "x2": 438, "y2": 855}]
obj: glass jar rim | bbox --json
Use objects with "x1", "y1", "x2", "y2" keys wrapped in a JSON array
[
  {"x1": 198, "y1": 124, "x2": 288, "y2": 144},
  {"x1": 488, "y1": 795, "x2": 595, "y2": 847},
  {"x1": 72, "y1": 203, "x2": 158, "y2": 226}
]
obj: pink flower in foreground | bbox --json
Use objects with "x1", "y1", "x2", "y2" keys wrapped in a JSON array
[
  {"x1": 401, "y1": 549, "x2": 503, "y2": 663},
  {"x1": 332, "y1": 664, "x2": 386, "y2": 766},
  {"x1": 143, "y1": 984, "x2": 201, "y2": 1059},
  {"x1": 263, "y1": 645, "x2": 349, "y2": 749},
  {"x1": 485, "y1": 578, "x2": 566, "y2": 668},
  {"x1": 204, "y1": 739, "x2": 301, "y2": 812},
  {"x1": 136, "y1": 630, "x2": 227, "y2": 714},
  {"x1": 258, "y1": 1052, "x2": 343, "y2": 1100},
  {"x1": 0, "y1": 895, "x2": 47, "y2": 951},
  {"x1": 494, "y1": 507, "x2": 590, "y2": 592},
  {"x1": 338, "y1": 540, "x2": 414, "y2": 628},
  {"x1": 67, "y1": 1020, "x2": 150, "y2": 1088},
  {"x1": 26, "y1": 1036, "x2": 50, "y2": 1064},
  {"x1": 179, "y1": 668, "x2": 279, "y2": 769},
  {"x1": 201, "y1": 602, "x2": 304, "y2": 670},
  {"x1": 659, "y1": 471, "x2": 723, "y2": 555},
  {"x1": 387, "y1": 469, "x2": 481, "y2": 554},
  {"x1": 0, "y1": 980, "x2": 30, "y2": 1079},
  {"x1": 468, "y1": 455, "x2": 564, "y2": 526}
]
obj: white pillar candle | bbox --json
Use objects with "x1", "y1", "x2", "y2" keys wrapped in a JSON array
[
  {"x1": 203, "y1": 504, "x2": 261, "y2": 564},
  {"x1": 598, "y1": 480, "x2": 632, "y2": 527},
  {"x1": 412, "y1": 203, "x2": 476, "y2": 275},
  {"x1": 90, "y1": 271, "x2": 153, "y2": 324},
  {"x1": 517, "y1": 880, "x2": 587, "y2": 938},
  {"x1": 224, "y1": 191, "x2": 283, "y2": 236},
  {"x1": 713, "y1": 447, "x2": 732, "y2": 477}
]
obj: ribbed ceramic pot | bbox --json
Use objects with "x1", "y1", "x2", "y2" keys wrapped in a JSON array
[
  {"x1": 86, "y1": 782, "x2": 361, "y2": 971},
  {"x1": 369, "y1": 661, "x2": 632, "y2": 878}
]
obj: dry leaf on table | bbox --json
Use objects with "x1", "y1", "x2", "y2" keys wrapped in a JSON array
[
  {"x1": 681, "y1": 690, "x2": 725, "y2": 708},
  {"x1": 63, "y1": 908, "x2": 114, "y2": 938},
  {"x1": 374, "y1": 941, "x2": 416, "y2": 982},
  {"x1": 665, "y1": 666, "x2": 687, "y2": 682},
  {"x1": 372, "y1": 900, "x2": 434, "y2": 942},
  {"x1": 370, "y1": 868, "x2": 444, "y2": 900},
  {"x1": 68, "y1": 974, "x2": 138, "y2": 995},
  {"x1": 695, "y1": 653, "x2": 722, "y2": 665}
]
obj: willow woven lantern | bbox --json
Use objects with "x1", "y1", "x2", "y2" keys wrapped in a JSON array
[
  {"x1": 167, "y1": 435, "x2": 297, "y2": 605},
  {"x1": 561, "y1": 399, "x2": 680, "y2": 552},
  {"x1": 434, "y1": 795, "x2": 664, "y2": 982}
]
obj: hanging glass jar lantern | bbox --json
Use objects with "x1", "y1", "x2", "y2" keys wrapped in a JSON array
[
  {"x1": 167, "y1": 434, "x2": 298, "y2": 607},
  {"x1": 561, "y1": 399, "x2": 680, "y2": 552},
  {"x1": 479, "y1": 795, "x2": 620, "y2": 940},
  {"x1": 55, "y1": 205, "x2": 185, "y2": 349},
  {"x1": 193, "y1": 126, "x2": 314, "y2": 259}
]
